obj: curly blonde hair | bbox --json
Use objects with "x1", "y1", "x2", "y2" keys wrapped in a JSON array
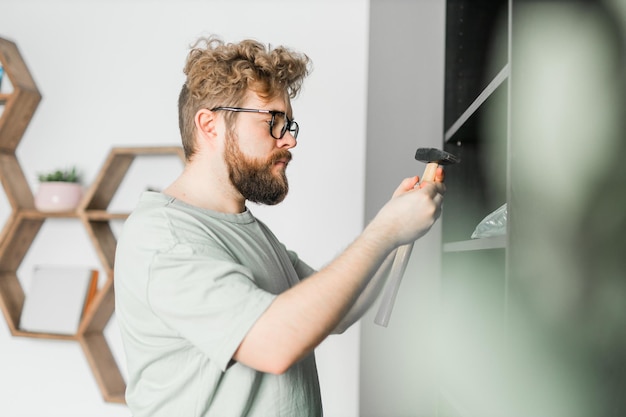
[{"x1": 178, "y1": 36, "x2": 311, "y2": 160}]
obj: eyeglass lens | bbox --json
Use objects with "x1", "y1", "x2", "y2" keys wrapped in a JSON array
[{"x1": 271, "y1": 113, "x2": 298, "y2": 139}]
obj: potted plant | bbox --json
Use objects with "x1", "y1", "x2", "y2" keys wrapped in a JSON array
[{"x1": 34, "y1": 166, "x2": 83, "y2": 212}]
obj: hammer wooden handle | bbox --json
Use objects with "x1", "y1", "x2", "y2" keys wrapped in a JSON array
[
  {"x1": 421, "y1": 162, "x2": 439, "y2": 184},
  {"x1": 374, "y1": 162, "x2": 439, "y2": 327},
  {"x1": 374, "y1": 242, "x2": 414, "y2": 326}
]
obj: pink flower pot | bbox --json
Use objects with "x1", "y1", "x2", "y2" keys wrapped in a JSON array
[{"x1": 34, "y1": 182, "x2": 83, "y2": 212}]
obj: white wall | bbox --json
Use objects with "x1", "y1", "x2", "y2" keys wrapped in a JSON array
[{"x1": 0, "y1": 1, "x2": 369, "y2": 416}]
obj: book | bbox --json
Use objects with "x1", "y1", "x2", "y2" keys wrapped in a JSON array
[{"x1": 20, "y1": 266, "x2": 99, "y2": 335}]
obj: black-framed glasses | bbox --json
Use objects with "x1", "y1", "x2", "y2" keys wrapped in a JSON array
[{"x1": 211, "y1": 106, "x2": 299, "y2": 140}]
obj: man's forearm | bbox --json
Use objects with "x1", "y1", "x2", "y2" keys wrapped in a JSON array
[
  {"x1": 233, "y1": 223, "x2": 394, "y2": 374},
  {"x1": 234, "y1": 179, "x2": 444, "y2": 374}
]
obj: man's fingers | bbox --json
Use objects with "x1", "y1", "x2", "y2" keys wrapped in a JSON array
[
  {"x1": 392, "y1": 176, "x2": 419, "y2": 197},
  {"x1": 435, "y1": 166, "x2": 445, "y2": 182}
]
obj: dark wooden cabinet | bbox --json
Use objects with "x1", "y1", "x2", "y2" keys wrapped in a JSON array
[
  {"x1": 440, "y1": 1, "x2": 626, "y2": 415},
  {"x1": 439, "y1": 0, "x2": 512, "y2": 414}
]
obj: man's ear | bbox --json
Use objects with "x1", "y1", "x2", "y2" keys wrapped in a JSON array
[{"x1": 195, "y1": 109, "x2": 218, "y2": 142}]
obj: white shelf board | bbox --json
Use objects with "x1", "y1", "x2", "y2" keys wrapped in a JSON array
[
  {"x1": 444, "y1": 64, "x2": 510, "y2": 142},
  {"x1": 443, "y1": 235, "x2": 506, "y2": 252}
]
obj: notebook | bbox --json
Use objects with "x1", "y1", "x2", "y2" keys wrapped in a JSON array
[{"x1": 20, "y1": 266, "x2": 99, "y2": 335}]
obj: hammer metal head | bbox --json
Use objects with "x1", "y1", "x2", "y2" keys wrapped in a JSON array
[{"x1": 414, "y1": 147, "x2": 460, "y2": 165}]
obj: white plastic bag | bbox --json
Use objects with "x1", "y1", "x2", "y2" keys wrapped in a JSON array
[{"x1": 471, "y1": 203, "x2": 507, "y2": 239}]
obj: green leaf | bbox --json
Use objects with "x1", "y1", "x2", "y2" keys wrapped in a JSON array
[{"x1": 37, "y1": 166, "x2": 81, "y2": 183}]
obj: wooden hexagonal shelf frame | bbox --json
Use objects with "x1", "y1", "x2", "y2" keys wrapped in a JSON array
[
  {"x1": 0, "y1": 36, "x2": 186, "y2": 404},
  {"x1": 78, "y1": 146, "x2": 185, "y2": 403},
  {"x1": 0, "y1": 36, "x2": 42, "y2": 333}
]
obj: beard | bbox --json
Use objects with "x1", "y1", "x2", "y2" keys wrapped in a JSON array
[{"x1": 224, "y1": 132, "x2": 291, "y2": 205}]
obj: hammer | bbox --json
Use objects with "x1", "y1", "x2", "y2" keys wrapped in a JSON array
[{"x1": 374, "y1": 147, "x2": 459, "y2": 327}]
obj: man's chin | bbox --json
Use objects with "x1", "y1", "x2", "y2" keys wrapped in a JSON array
[
  {"x1": 249, "y1": 191, "x2": 288, "y2": 206},
  {"x1": 240, "y1": 177, "x2": 289, "y2": 206}
]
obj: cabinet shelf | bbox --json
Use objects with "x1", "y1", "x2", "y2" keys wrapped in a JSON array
[
  {"x1": 442, "y1": 73, "x2": 508, "y2": 243},
  {"x1": 444, "y1": 64, "x2": 509, "y2": 143},
  {"x1": 443, "y1": 235, "x2": 506, "y2": 252}
]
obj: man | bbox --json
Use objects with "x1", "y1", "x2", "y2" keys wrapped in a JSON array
[{"x1": 114, "y1": 36, "x2": 445, "y2": 417}]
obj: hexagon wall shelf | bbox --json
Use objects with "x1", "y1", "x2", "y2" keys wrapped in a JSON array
[
  {"x1": 78, "y1": 145, "x2": 184, "y2": 403},
  {"x1": 0, "y1": 36, "x2": 185, "y2": 404}
]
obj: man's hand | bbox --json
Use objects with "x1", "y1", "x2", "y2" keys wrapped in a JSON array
[
  {"x1": 369, "y1": 167, "x2": 446, "y2": 250},
  {"x1": 393, "y1": 166, "x2": 445, "y2": 196}
]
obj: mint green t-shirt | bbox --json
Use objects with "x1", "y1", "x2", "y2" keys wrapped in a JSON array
[{"x1": 114, "y1": 192, "x2": 322, "y2": 417}]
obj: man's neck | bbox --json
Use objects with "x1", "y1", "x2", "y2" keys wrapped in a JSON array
[{"x1": 163, "y1": 160, "x2": 246, "y2": 214}]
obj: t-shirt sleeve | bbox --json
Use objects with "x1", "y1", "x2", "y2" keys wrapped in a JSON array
[
  {"x1": 145, "y1": 242, "x2": 276, "y2": 372},
  {"x1": 285, "y1": 249, "x2": 316, "y2": 280}
]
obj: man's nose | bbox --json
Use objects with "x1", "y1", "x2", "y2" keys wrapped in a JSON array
[{"x1": 276, "y1": 131, "x2": 297, "y2": 149}]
